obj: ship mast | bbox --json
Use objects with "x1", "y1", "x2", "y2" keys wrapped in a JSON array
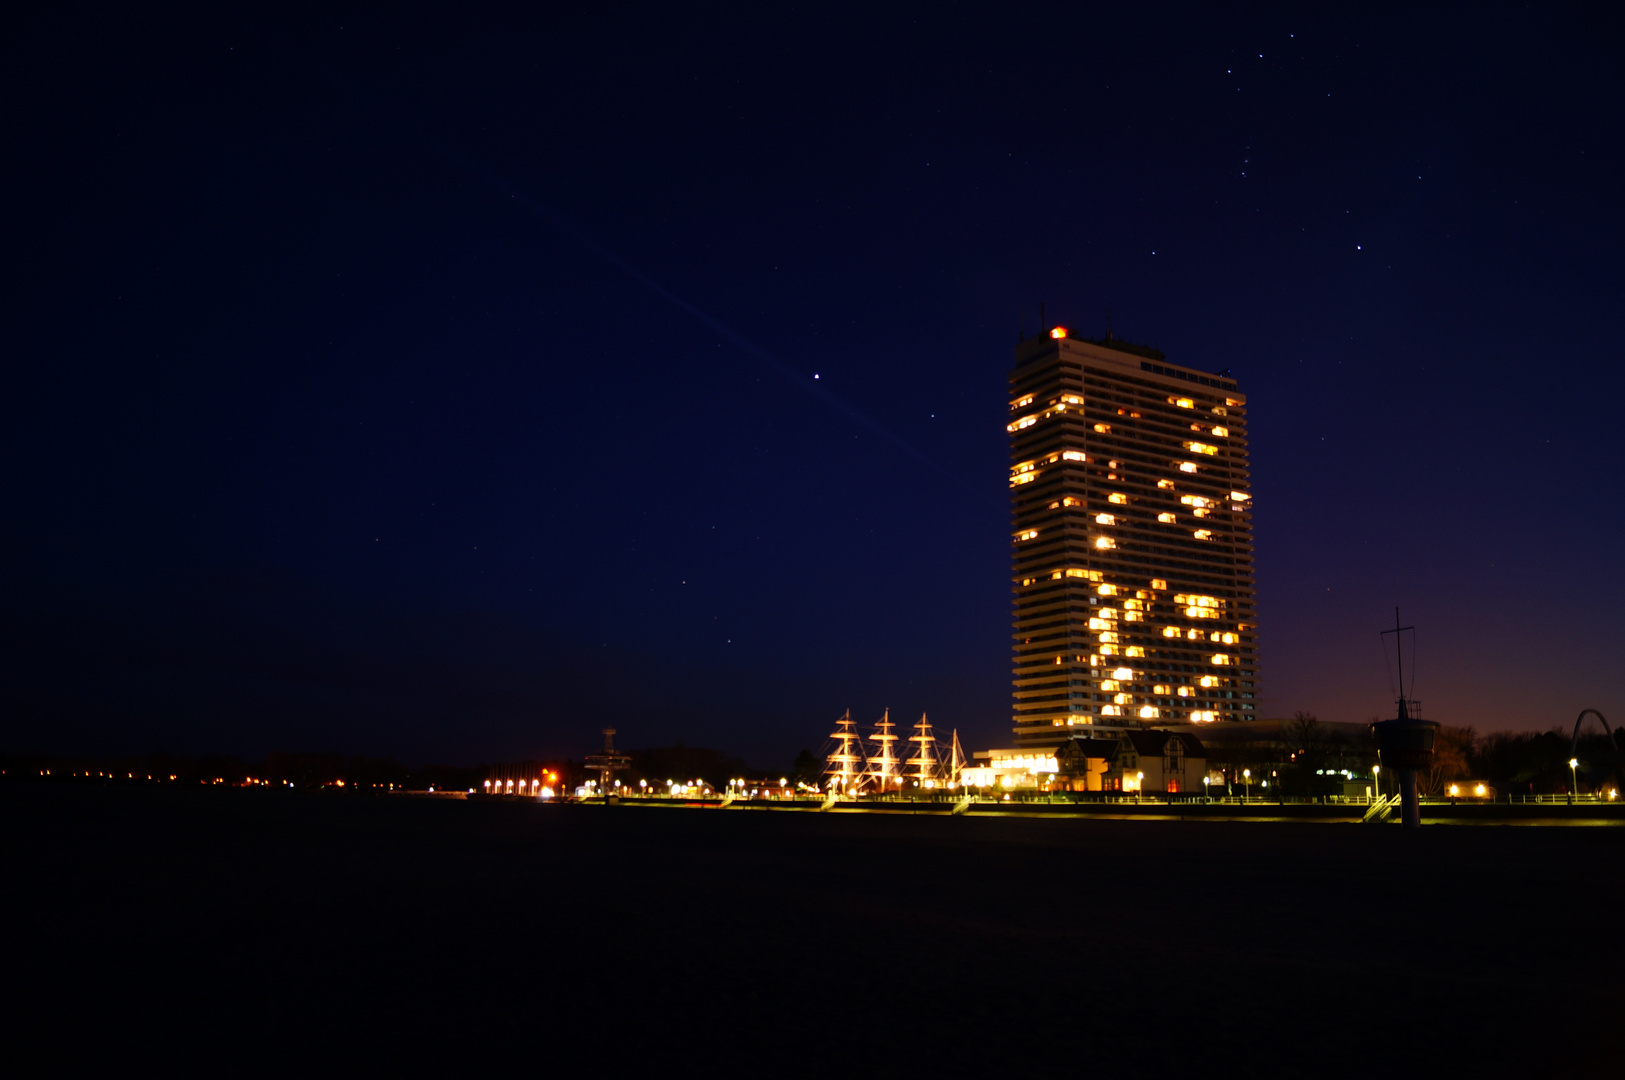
[
  {"x1": 905, "y1": 712, "x2": 944, "y2": 788},
  {"x1": 822, "y1": 709, "x2": 866, "y2": 793},
  {"x1": 863, "y1": 709, "x2": 900, "y2": 793},
  {"x1": 948, "y1": 729, "x2": 966, "y2": 787}
]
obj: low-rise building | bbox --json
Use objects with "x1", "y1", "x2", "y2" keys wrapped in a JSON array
[{"x1": 1101, "y1": 731, "x2": 1209, "y2": 793}]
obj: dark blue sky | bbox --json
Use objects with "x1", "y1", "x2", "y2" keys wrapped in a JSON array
[{"x1": 5, "y1": 3, "x2": 1622, "y2": 767}]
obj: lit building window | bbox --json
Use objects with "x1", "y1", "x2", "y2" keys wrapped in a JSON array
[
  {"x1": 1123, "y1": 599, "x2": 1143, "y2": 611},
  {"x1": 1097, "y1": 584, "x2": 1117, "y2": 596},
  {"x1": 1211, "y1": 426, "x2": 1229, "y2": 437},
  {"x1": 1185, "y1": 441, "x2": 1218, "y2": 455},
  {"x1": 1098, "y1": 632, "x2": 1119, "y2": 644},
  {"x1": 1100, "y1": 680, "x2": 1120, "y2": 691},
  {"x1": 1017, "y1": 529, "x2": 1039, "y2": 541},
  {"x1": 1093, "y1": 423, "x2": 1110, "y2": 433},
  {"x1": 1221, "y1": 632, "x2": 1237, "y2": 644},
  {"x1": 1211, "y1": 654, "x2": 1231, "y2": 665},
  {"x1": 1088, "y1": 617, "x2": 1112, "y2": 631},
  {"x1": 1011, "y1": 472, "x2": 1036, "y2": 485},
  {"x1": 1123, "y1": 611, "x2": 1142, "y2": 622},
  {"x1": 1179, "y1": 462, "x2": 1198, "y2": 473},
  {"x1": 1098, "y1": 644, "x2": 1119, "y2": 656},
  {"x1": 1157, "y1": 479, "x2": 1175, "y2": 489},
  {"x1": 1177, "y1": 687, "x2": 1192, "y2": 697},
  {"x1": 1152, "y1": 684, "x2": 1170, "y2": 695},
  {"x1": 1230, "y1": 491, "x2": 1250, "y2": 502},
  {"x1": 1225, "y1": 398, "x2": 1241, "y2": 407},
  {"x1": 1194, "y1": 529, "x2": 1213, "y2": 541},
  {"x1": 1181, "y1": 495, "x2": 1211, "y2": 508},
  {"x1": 1101, "y1": 705, "x2": 1122, "y2": 717},
  {"x1": 1011, "y1": 394, "x2": 1035, "y2": 410},
  {"x1": 1125, "y1": 646, "x2": 1145, "y2": 657},
  {"x1": 1138, "y1": 706, "x2": 1158, "y2": 719},
  {"x1": 1050, "y1": 327, "x2": 1068, "y2": 339},
  {"x1": 1061, "y1": 450, "x2": 1086, "y2": 461},
  {"x1": 1098, "y1": 608, "x2": 1118, "y2": 620},
  {"x1": 1191, "y1": 710, "x2": 1216, "y2": 723},
  {"x1": 1108, "y1": 493, "x2": 1127, "y2": 504},
  {"x1": 1150, "y1": 579, "x2": 1167, "y2": 590},
  {"x1": 1162, "y1": 627, "x2": 1180, "y2": 638},
  {"x1": 1094, "y1": 537, "x2": 1115, "y2": 550},
  {"x1": 1095, "y1": 513, "x2": 1115, "y2": 525},
  {"x1": 1171, "y1": 397, "x2": 1194, "y2": 408},
  {"x1": 1061, "y1": 394, "x2": 1083, "y2": 405},
  {"x1": 1062, "y1": 496, "x2": 1082, "y2": 507},
  {"x1": 1187, "y1": 629, "x2": 1203, "y2": 640},
  {"x1": 1007, "y1": 416, "x2": 1036, "y2": 432},
  {"x1": 1051, "y1": 571, "x2": 1064, "y2": 580},
  {"x1": 1212, "y1": 406, "x2": 1228, "y2": 416},
  {"x1": 1113, "y1": 692, "x2": 1132, "y2": 705},
  {"x1": 1021, "y1": 578, "x2": 1036, "y2": 586},
  {"x1": 1157, "y1": 512, "x2": 1176, "y2": 523}
]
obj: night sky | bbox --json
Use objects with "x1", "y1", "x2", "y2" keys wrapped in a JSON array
[{"x1": 5, "y1": 4, "x2": 1622, "y2": 767}]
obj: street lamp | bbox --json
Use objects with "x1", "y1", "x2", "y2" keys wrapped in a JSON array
[
  {"x1": 1136, "y1": 771, "x2": 1144, "y2": 804},
  {"x1": 1372, "y1": 763, "x2": 1381, "y2": 803},
  {"x1": 1569, "y1": 758, "x2": 1579, "y2": 803},
  {"x1": 1243, "y1": 768, "x2": 1251, "y2": 801},
  {"x1": 1203, "y1": 775, "x2": 1211, "y2": 803}
]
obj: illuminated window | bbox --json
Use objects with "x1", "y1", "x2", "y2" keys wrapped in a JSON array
[
  {"x1": 1157, "y1": 479, "x2": 1175, "y2": 489},
  {"x1": 1177, "y1": 687, "x2": 1192, "y2": 697},
  {"x1": 1011, "y1": 472, "x2": 1036, "y2": 486},
  {"x1": 1100, "y1": 680, "x2": 1120, "y2": 692},
  {"x1": 1185, "y1": 441, "x2": 1218, "y2": 455},
  {"x1": 1061, "y1": 450, "x2": 1086, "y2": 461},
  {"x1": 1094, "y1": 537, "x2": 1115, "y2": 550},
  {"x1": 1006, "y1": 416, "x2": 1037, "y2": 432},
  {"x1": 1211, "y1": 654, "x2": 1231, "y2": 665},
  {"x1": 1187, "y1": 629, "x2": 1203, "y2": 640},
  {"x1": 1098, "y1": 644, "x2": 1119, "y2": 656},
  {"x1": 1095, "y1": 513, "x2": 1115, "y2": 525},
  {"x1": 1150, "y1": 578, "x2": 1167, "y2": 590},
  {"x1": 1061, "y1": 394, "x2": 1083, "y2": 405},
  {"x1": 1097, "y1": 608, "x2": 1118, "y2": 620},
  {"x1": 1212, "y1": 406, "x2": 1228, "y2": 416},
  {"x1": 1125, "y1": 646, "x2": 1145, "y2": 657},
  {"x1": 1108, "y1": 493, "x2": 1127, "y2": 504},
  {"x1": 1171, "y1": 397, "x2": 1194, "y2": 408},
  {"x1": 1098, "y1": 632, "x2": 1118, "y2": 644},
  {"x1": 1050, "y1": 327, "x2": 1068, "y2": 339},
  {"x1": 1162, "y1": 627, "x2": 1180, "y2": 638},
  {"x1": 1011, "y1": 394, "x2": 1034, "y2": 410},
  {"x1": 1212, "y1": 426, "x2": 1229, "y2": 437},
  {"x1": 1021, "y1": 578, "x2": 1036, "y2": 586},
  {"x1": 1157, "y1": 512, "x2": 1176, "y2": 523},
  {"x1": 1061, "y1": 496, "x2": 1082, "y2": 507},
  {"x1": 1225, "y1": 398, "x2": 1241, "y2": 407},
  {"x1": 1017, "y1": 529, "x2": 1038, "y2": 541},
  {"x1": 1181, "y1": 496, "x2": 1210, "y2": 508},
  {"x1": 1138, "y1": 706, "x2": 1158, "y2": 719},
  {"x1": 1097, "y1": 584, "x2": 1117, "y2": 596},
  {"x1": 1065, "y1": 568, "x2": 1097, "y2": 580},
  {"x1": 1194, "y1": 529, "x2": 1213, "y2": 540},
  {"x1": 1221, "y1": 632, "x2": 1237, "y2": 644},
  {"x1": 1051, "y1": 571, "x2": 1063, "y2": 580},
  {"x1": 1152, "y1": 684, "x2": 1170, "y2": 695},
  {"x1": 1123, "y1": 611, "x2": 1142, "y2": 622},
  {"x1": 1101, "y1": 705, "x2": 1122, "y2": 717},
  {"x1": 1199, "y1": 676, "x2": 1216, "y2": 688},
  {"x1": 1113, "y1": 693, "x2": 1131, "y2": 705},
  {"x1": 1229, "y1": 491, "x2": 1249, "y2": 502},
  {"x1": 1123, "y1": 599, "x2": 1143, "y2": 611},
  {"x1": 1191, "y1": 710, "x2": 1216, "y2": 723},
  {"x1": 1179, "y1": 462, "x2": 1198, "y2": 473},
  {"x1": 1093, "y1": 423, "x2": 1110, "y2": 434},
  {"x1": 1088, "y1": 617, "x2": 1112, "y2": 631}
]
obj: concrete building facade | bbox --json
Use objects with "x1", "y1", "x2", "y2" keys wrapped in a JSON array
[{"x1": 1008, "y1": 327, "x2": 1259, "y2": 748}]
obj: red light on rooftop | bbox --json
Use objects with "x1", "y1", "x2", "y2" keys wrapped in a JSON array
[{"x1": 1050, "y1": 327, "x2": 1067, "y2": 339}]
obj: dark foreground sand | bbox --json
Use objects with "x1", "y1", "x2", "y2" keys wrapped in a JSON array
[{"x1": 6, "y1": 784, "x2": 1620, "y2": 1075}]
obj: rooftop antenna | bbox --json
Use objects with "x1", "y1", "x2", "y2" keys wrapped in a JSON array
[{"x1": 1380, "y1": 606, "x2": 1415, "y2": 717}]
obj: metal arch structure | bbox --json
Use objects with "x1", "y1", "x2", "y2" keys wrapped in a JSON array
[{"x1": 1568, "y1": 709, "x2": 1624, "y2": 794}]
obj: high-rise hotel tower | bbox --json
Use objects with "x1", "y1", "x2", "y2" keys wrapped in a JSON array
[{"x1": 1009, "y1": 327, "x2": 1258, "y2": 748}]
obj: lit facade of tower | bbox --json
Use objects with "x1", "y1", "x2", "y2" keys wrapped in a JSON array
[{"x1": 1008, "y1": 327, "x2": 1259, "y2": 748}]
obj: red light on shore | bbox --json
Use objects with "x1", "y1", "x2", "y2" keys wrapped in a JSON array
[{"x1": 1050, "y1": 327, "x2": 1067, "y2": 339}]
